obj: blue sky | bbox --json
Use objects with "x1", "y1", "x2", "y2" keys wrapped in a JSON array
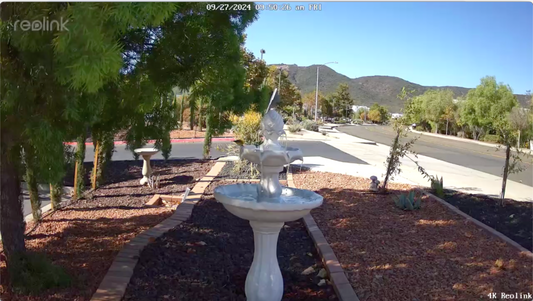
[{"x1": 244, "y1": 2, "x2": 533, "y2": 94}]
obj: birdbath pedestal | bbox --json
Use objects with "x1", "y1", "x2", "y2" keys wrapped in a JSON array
[{"x1": 134, "y1": 148, "x2": 159, "y2": 185}]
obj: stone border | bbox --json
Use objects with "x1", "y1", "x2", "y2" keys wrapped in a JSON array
[
  {"x1": 417, "y1": 188, "x2": 533, "y2": 258},
  {"x1": 91, "y1": 161, "x2": 226, "y2": 301},
  {"x1": 286, "y1": 171, "x2": 360, "y2": 301}
]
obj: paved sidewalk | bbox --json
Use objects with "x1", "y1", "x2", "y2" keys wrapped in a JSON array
[{"x1": 319, "y1": 132, "x2": 533, "y2": 202}]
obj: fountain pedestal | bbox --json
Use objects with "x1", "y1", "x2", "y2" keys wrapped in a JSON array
[
  {"x1": 134, "y1": 148, "x2": 159, "y2": 185},
  {"x1": 246, "y1": 221, "x2": 284, "y2": 301}
]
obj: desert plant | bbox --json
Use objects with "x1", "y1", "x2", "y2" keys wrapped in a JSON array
[
  {"x1": 302, "y1": 120, "x2": 319, "y2": 132},
  {"x1": 430, "y1": 175, "x2": 444, "y2": 198},
  {"x1": 8, "y1": 252, "x2": 71, "y2": 294},
  {"x1": 394, "y1": 190, "x2": 421, "y2": 210},
  {"x1": 147, "y1": 171, "x2": 161, "y2": 189},
  {"x1": 288, "y1": 123, "x2": 302, "y2": 133}
]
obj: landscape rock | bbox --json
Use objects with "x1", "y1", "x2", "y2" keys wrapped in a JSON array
[
  {"x1": 301, "y1": 266, "x2": 315, "y2": 275},
  {"x1": 318, "y1": 279, "x2": 327, "y2": 287},
  {"x1": 317, "y1": 268, "x2": 328, "y2": 278}
]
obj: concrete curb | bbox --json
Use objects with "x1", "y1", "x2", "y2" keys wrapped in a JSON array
[
  {"x1": 65, "y1": 137, "x2": 235, "y2": 146},
  {"x1": 287, "y1": 171, "x2": 360, "y2": 301},
  {"x1": 90, "y1": 161, "x2": 226, "y2": 301},
  {"x1": 410, "y1": 129, "x2": 533, "y2": 155},
  {"x1": 417, "y1": 188, "x2": 533, "y2": 258}
]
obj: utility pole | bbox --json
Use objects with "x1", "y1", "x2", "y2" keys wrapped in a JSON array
[{"x1": 314, "y1": 66, "x2": 319, "y2": 121}]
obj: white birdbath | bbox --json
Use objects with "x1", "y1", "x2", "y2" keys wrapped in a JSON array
[
  {"x1": 214, "y1": 89, "x2": 323, "y2": 301},
  {"x1": 134, "y1": 148, "x2": 159, "y2": 185}
]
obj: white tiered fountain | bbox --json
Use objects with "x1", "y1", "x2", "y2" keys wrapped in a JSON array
[{"x1": 214, "y1": 90, "x2": 323, "y2": 301}]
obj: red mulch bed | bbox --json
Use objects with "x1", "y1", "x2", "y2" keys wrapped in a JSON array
[
  {"x1": 0, "y1": 159, "x2": 215, "y2": 301},
  {"x1": 294, "y1": 171, "x2": 533, "y2": 301}
]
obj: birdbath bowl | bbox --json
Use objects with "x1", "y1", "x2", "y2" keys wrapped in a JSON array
[
  {"x1": 134, "y1": 148, "x2": 159, "y2": 185},
  {"x1": 213, "y1": 89, "x2": 323, "y2": 301}
]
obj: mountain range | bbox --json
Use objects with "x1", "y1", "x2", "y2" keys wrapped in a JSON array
[{"x1": 272, "y1": 64, "x2": 530, "y2": 112}]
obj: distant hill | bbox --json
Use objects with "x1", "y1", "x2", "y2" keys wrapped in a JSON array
[{"x1": 272, "y1": 64, "x2": 530, "y2": 112}]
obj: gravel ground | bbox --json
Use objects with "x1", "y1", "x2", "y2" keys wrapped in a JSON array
[
  {"x1": 0, "y1": 159, "x2": 215, "y2": 301},
  {"x1": 123, "y1": 180, "x2": 337, "y2": 301},
  {"x1": 294, "y1": 171, "x2": 533, "y2": 301}
]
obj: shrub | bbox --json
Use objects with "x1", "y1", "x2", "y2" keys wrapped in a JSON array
[
  {"x1": 394, "y1": 190, "x2": 421, "y2": 210},
  {"x1": 233, "y1": 109, "x2": 262, "y2": 146},
  {"x1": 8, "y1": 252, "x2": 71, "y2": 294},
  {"x1": 430, "y1": 175, "x2": 444, "y2": 198},
  {"x1": 302, "y1": 120, "x2": 319, "y2": 132},
  {"x1": 288, "y1": 123, "x2": 302, "y2": 133},
  {"x1": 482, "y1": 134, "x2": 501, "y2": 144}
]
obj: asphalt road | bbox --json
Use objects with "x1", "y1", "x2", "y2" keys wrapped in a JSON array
[
  {"x1": 83, "y1": 140, "x2": 368, "y2": 164},
  {"x1": 338, "y1": 125, "x2": 533, "y2": 187}
]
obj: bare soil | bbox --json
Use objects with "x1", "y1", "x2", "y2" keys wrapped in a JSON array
[
  {"x1": 293, "y1": 171, "x2": 533, "y2": 301},
  {"x1": 123, "y1": 180, "x2": 337, "y2": 301},
  {"x1": 0, "y1": 159, "x2": 215, "y2": 301}
]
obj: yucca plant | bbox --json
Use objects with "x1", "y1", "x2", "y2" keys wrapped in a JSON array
[
  {"x1": 394, "y1": 190, "x2": 421, "y2": 211},
  {"x1": 430, "y1": 175, "x2": 445, "y2": 198}
]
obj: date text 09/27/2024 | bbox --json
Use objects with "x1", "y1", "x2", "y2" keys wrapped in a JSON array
[{"x1": 206, "y1": 3, "x2": 322, "y2": 11}]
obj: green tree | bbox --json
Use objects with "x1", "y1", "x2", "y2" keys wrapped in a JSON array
[
  {"x1": 331, "y1": 83, "x2": 354, "y2": 118},
  {"x1": 0, "y1": 2, "x2": 179, "y2": 264},
  {"x1": 266, "y1": 66, "x2": 301, "y2": 117},
  {"x1": 367, "y1": 103, "x2": 389, "y2": 124},
  {"x1": 461, "y1": 76, "x2": 517, "y2": 140}
]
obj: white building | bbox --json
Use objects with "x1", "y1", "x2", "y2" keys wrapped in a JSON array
[
  {"x1": 391, "y1": 113, "x2": 403, "y2": 119},
  {"x1": 352, "y1": 105, "x2": 369, "y2": 112}
]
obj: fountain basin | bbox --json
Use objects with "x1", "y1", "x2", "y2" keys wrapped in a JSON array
[
  {"x1": 214, "y1": 184, "x2": 323, "y2": 222},
  {"x1": 242, "y1": 146, "x2": 303, "y2": 167}
]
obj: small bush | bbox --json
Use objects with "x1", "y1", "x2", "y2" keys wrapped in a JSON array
[
  {"x1": 233, "y1": 109, "x2": 262, "y2": 145},
  {"x1": 232, "y1": 159, "x2": 260, "y2": 179},
  {"x1": 430, "y1": 175, "x2": 444, "y2": 198},
  {"x1": 288, "y1": 123, "x2": 302, "y2": 133},
  {"x1": 8, "y1": 252, "x2": 71, "y2": 295},
  {"x1": 302, "y1": 120, "x2": 319, "y2": 132},
  {"x1": 482, "y1": 134, "x2": 500, "y2": 144}
]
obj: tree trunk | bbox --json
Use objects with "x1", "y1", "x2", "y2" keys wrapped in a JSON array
[
  {"x1": 50, "y1": 181, "x2": 63, "y2": 210},
  {"x1": 517, "y1": 130, "x2": 521, "y2": 149},
  {"x1": 203, "y1": 101, "x2": 214, "y2": 159},
  {"x1": 0, "y1": 135, "x2": 26, "y2": 260},
  {"x1": 180, "y1": 96, "x2": 184, "y2": 129},
  {"x1": 74, "y1": 131, "x2": 87, "y2": 199},
  {"x1": 198, "y1": 98, "x2": 203, "y2": 132},
  {"x1": 92, "y1": 140, "x2": 100, "y2": 190},
  {"x1": 446, "y1": 119, "x2": 449, "y2": 136},
  {"x1": 189, "y1": 96, "x2": 196, "y2": 130},
  {"x1": 382, "y1": 130, "x2": 400, "y2": 191},
  {"x1": 500, "y1": 141, "x2": 511, "y2": 204},
  {"x1": 23, "y1": 144, "x2": 41, "y2": 220}
]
